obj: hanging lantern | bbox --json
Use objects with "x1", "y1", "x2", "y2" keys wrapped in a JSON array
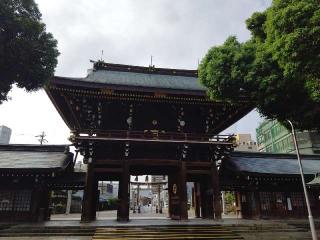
[
  {"x1": 135, "y1": 176, "x2": 138, "y2": 182},
  {"x1": 145, "y1": 175, "x2": 149, "y2": 182}
]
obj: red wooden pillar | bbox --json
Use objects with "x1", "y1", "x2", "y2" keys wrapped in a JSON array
[
  {"x1": 81, "y1": 161, "x2": 96, "y2": 222},
  {"x1": 117, "y1": 160, "x2": 130, "y2": 221}
]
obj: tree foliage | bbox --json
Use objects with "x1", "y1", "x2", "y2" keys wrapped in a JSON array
[
  {"x1": 0, "y1": 0, "x2": 59, "y2": 103},
  {"x1": 199, "y1": 0, "x2": 320, "y2": 130}
]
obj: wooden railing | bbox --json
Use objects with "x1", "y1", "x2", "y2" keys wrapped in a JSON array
[{"x1": 75, "y1": 129, "x2": 234, "y2": 144}]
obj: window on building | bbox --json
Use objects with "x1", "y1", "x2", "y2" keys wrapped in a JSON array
[
  {"x1": 0, "y1": 191, "x2": 13, "y2": 211},
  {"x1": 0, "y1": 190, "x2": 31, "y2": 212},
  {"x1": 291, "y1": 192, "x2": 304, "y2": 207},
  {"x1": 13, "y1": 190, "x2": 31, "y2": 212}
]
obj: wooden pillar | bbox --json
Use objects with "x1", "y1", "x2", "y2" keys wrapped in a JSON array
[
  {"x1": 31, "y1": 183, "x2": 51, "y2": 222},
  {"x1": 194, "y1": 182, "x2": 201, "y2": 218},
  {"x1": 254, "y1": 191, "x2": 261, "y2": 219},
  {"x1": 168, "y1": 174, "x2": 173, "y2": 218},
  {"x1": 42, "y1": 189, "x2": 51, "y2": 221},
  {"x1": 211, "y1": 164, "x2": 222, "y2": 219},
  {"x1": 117, "y1": 160, "x2": 129, "y2": 221},
  {"x1": 179, "y1": 161, "x2": 188, "y2": 220},
  {"x1": 235, "y1": 191, "x2": 242, "y2": 218},
  {"x1": 200, "y1": 179, "x2": 209, "y2": 218},
  {"x1": 168, "y1": 162, "x2": 188, "y2": 220},
  {"x1": 81, "y1": 161, "x2": 96, "y2": 222}
]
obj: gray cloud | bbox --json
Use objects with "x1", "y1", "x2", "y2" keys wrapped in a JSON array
[
  {"x1": 0, "y1": 0, "x2": 271, "y2": 144},
  {"x1": 37, "y1": 0, "x2": 271, "y2": 76}
]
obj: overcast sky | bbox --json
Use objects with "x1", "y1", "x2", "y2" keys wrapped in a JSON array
[{"x1": 0, "y1": 0, "x2": 270, "y2": 144}]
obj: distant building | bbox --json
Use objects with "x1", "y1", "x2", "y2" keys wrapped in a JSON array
[
  {"x1": 234, "y1": 134, "x2": 257, "y2": 152},
  {"x1": 151, "y1": 175, "x2": 166, "y2": 193},
  {"x1": 98, "y1": 181, "x2": 116, "y2": 200},
  {"x1": 256, "y1": 120, "x2": 320, "y2": 154},
  {"x1": 74, "y1": 161, "x2": 87, "y2": 172},
  {"x1": 0, "y1": 126, "x2": 11, "y2": 144}
]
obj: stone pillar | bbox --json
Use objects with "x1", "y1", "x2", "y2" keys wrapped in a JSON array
[
  {"x1": 221, "y1": 191, "x2": 226, "y2": 215},
  {"x1": 65, "y1": 190, "x2": 72, "y2": 215},
  {"x1": 194, "y1": 182, "x2": 201, "y2": 218},
  {"x1": 81, "y1": 161, "x2": 96, "y2": 222},
  {"x1": 117, "y1": 160, "x2": 130, "y2": 221}
]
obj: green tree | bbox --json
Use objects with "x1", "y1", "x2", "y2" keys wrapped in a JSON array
[
  {"x1": 199, "y1": 0, "x2": 320, "y2": 130},
  {"x1": 0, "y1": 0, "x2": 59, "y2": 103}
]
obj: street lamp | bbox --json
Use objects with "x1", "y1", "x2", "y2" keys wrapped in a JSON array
[{"x1": 287, "y1": 120, "x2": 317, "y2": 240}]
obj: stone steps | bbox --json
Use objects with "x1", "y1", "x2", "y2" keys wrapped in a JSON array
[
  {"x1": 0, "y1": 226, "x2": 95, "y2": 237},
  {"x1": 224, "y1": 223, "x2": 307, "y2": 234},
  {"x1": 0, "y1": 222, "x2": 316, "y2": 239},
  {"x1": 92, "y1": 226, "x2": 244, "y2": 240}
]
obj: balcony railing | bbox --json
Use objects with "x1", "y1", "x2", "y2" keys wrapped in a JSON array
[{"x1": 74, "y1": 129, "x2": 234, "y2": 144}]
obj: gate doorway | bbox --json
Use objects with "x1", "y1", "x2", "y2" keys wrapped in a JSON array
[
  {"x1": 49, "y1": 189, "x2": 82, "y2": 221},
  {"x1": 130, "y1": 175, "x2": 168, "y2": 219},
  {"x1": 96, "y1": 181, "x2": 118, "y2": 220}
]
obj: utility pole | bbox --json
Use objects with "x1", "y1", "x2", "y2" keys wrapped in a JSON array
[
  {"x1": 35, "y1": 131, "x2": 48, "y2": 145},
  {"x1": 288, "y1": 120, "x2": 317, "y2": 240}
]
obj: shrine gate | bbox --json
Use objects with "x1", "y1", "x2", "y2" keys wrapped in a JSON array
[{"x1": 46, "y1": 61, "x2": 251, "y2": 222}]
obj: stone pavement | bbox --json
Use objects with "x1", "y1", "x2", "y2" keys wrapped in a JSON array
[
  {"x1": 1, "y1": 213, "x2": 320, "y2": 240},
  {"x1": 51, "y1": 208, "x2": 174, "y2": 220},
  {"x1": 0, "y1": 237, "x2": 91, "y2": 240},
  {"x1": 50, "y1": 208, "x2": 237, "y2": 221}
]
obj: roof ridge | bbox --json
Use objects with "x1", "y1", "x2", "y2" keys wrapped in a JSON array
[
  {"x1": 231, "y1": 151, "x2": 320, "y2": 159},
  {"x1": 93, "y1": 61, "x2": 198, "y2": 77},
  {"x1": 0, "y1": 144, "x2": 69, "y2": 152}
]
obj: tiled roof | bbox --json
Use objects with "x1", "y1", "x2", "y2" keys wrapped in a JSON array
[
  {"x1": 0, "y1": 144, "x2": 73, "y2": 172},
  {"x1": 307, "y1": 175, "x2": 320, "y2": 186},
  {"x1": 81, "y1": 70, "x2": 205, "y2": 91},
  {"x1": 224, "y1": 151, "x2": 320, "y2": 175},
  {"x1": 53, "y1": 62, "x2": 205, "y2": 93}
]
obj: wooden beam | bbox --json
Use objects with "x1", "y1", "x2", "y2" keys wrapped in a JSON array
[
  {"x1": 94, "y1": 168, "x2": 122, "y2": 173},
  {"x1": 75, "y1": 135, "x2": 233, "y2": 145},
  {"x1": 187, "y1": 170, "x2": 211, "y2": 175},
  {"x1": 95, "y1": 159, "x2": 122, "y2": 165},
  {"x1": 62, "y1": 93, "x2": 82, "y2": 130},
  {"x1": 186, "y1": 162, "x2": 211, "y2": 167},
  {"x1": 96, "y1": 159, "x2": 180, "y2": 166},
  {"x1": 128, "y1": 159, "x2": 179, "y2": 166}
]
